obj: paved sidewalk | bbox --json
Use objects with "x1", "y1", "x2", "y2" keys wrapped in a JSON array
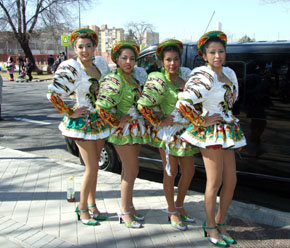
[{"x1": 0, "y1": 146, "x2": 289, "y2": 248}]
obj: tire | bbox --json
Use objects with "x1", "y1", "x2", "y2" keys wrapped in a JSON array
[
  {"x1": 65, "y1": 137, "x2": 79, "y2": 157},
  {"x1": 79, "y1": 142, "x2": 120, "y2": 172},
  {"x1": 99, "y1": 142, "x2": 120, "y2": 171}
]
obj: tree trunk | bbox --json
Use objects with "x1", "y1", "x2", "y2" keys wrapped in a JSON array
[{"x1": 18, "y1": 38, "x2": 42, "y2": 74}]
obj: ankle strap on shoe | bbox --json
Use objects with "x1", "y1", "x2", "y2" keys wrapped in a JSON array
[
  {"x1": 216, "y1": 222, "x2": 225, "y2": 226},
  {"x1": 175, "y1": 205, "x2": 184, "y2": 209},
  {"x1": 120, "y1": 211, "x2": 131, "y2": 215},
  {"x1": 79, "y1": 209, "x2": 89, "y2": 213},
  {"x1": 167, "y1": 210, "x2": 178, "y2": 215},
  {"x1": 88, "y1": 204, "x2": 96, "y2": 208},
  {"x1": 162, "y1": 209, "x2": 178, "y2": 214},
  {"x1": 205, "y1": 226, "x2": 217, "y2": 229}
]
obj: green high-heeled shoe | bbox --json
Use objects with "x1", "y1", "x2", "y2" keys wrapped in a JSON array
[
  {"x1": 118, "y1": 211, "x2": 142, "y2": 228},
  {"x1": 130, "y1": 205, "x2": 145, "y2": 221},
  {"x1": 175, "y1": 205, "x2": 195, "y2": 223},
  {"x1": 216, "y1": 222, "x2": 236, "y2": 244},
  {"x1": 88, "y1": 204, "x2": 107, "y2": 221},
  {"x1": 202, "y1": 222, "x2": 228, "y2": 247},
  {"x1": 75, "y1": 206, "x2": 98, "y2": 226},
  {"x1": 167, "y1": 211, "x2": 187, "y2": 231}
]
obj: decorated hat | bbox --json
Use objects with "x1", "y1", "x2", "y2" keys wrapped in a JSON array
[
  {"x1": 197, "y1": 30, "x2": 227, "y2": 57},
  {"x1": 111, "y1": 40, "x2": 140, "y2": 64},
  {"x1": 156, "y1": 39, "x2": 183, "y2": 60},
  {"x1": 70, "y1": 28, "x2": 98, "y2": 48}
]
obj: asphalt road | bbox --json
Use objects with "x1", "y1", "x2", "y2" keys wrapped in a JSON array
[
  {"x1": 1, "y1": 79, "x2": 290, "y2": 213},
  {"x1": 0, "y1": 79, "x2": 80, "y2": 164}
]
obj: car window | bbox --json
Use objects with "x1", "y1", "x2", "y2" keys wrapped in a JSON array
[
  {"x1": 193, "y1": 55, "x2": 206, "y2": 68},
  {"x1": 184, "y1": 45, "x2": 195, "y2": 69},
  {"x1": 137, "y1": 52, "x2": 161, "y2": 74}
]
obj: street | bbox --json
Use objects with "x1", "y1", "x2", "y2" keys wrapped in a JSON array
[{"x1": 0, "y1": 80, "x2": 80, "y2": 164}]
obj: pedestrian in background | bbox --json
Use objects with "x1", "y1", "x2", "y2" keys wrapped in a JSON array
[
  {"x1": 23, "y1": 57, "x2": 33, "y2": 82},
  {"x1": 47, "y1": 55, "x2": 55, "y2": 74},
  {"x1": 47, "y1": 28, "x2": 110, "y2": 226},
  {"x1": 137, "y1": 39, "x2": 198, "y2": 231},
  {"x1": 177, "y1": 31, "x2": 247, "y2": 247},
  {"x1": 6, "y1": 56, "x2": 15, "y2": 81},
  {"x1": 17, "y1": 55, "x2": 24, "y2": 74},
  {"x1": 96, "y1": 40, "x2": 150, "y2": 228}
]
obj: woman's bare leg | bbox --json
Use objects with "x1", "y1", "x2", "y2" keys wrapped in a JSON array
[
  {"x1": 216, "y1": 149, "x2": 237, "y2": 234},
  {"x1": 87, "y1": 139, "x2": 105, "y2": 214},
  {"x1": 175, "y1": 156, "x2": 195, "y2": 215},
  {"x1": 159, "y1": 149, "x2": 181, "y2": 223},
  {"x1": 201, "y1": 148, "x2": 224, "y2": 239},
  {"x1": 115, "y1": 144, "x2": 140, "y2": 222},
  {"x1": 75, "y1": 140, "x2": 100, "y2": 220}
]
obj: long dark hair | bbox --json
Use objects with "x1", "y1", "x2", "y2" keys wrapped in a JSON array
[
  {"x1": 202, "y1": 37, "x2": 226, "y2": 54},
  {"x1": 160, "y1": 46, "x2": 181, "y2": 60}
]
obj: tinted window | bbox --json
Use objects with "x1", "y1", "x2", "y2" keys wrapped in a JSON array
[
  {"x1": 137, "y1": 52, "x2": 161, "y2": 74},
  {"x1": 232, "y1": 52, "x2": 290, "y2": 179}
]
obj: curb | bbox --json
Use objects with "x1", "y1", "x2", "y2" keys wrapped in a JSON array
[{"x1": 229, "y1": 200, "x2": 290, "y2": 228}]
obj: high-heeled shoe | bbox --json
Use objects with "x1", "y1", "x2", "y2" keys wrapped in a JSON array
[
  {"x1": 175, "y1": 205, "x2": 195, "y2": 223},
  {"x1": 202, "y1": 222, "x2": 228, "y2": 247},
  {"x1": 167, "y1": 211, "x2": 187, "y2": 231},
  {"x1": 216, "y1": 222, "x2": 236, "y2": 244},
  {"x1": 130, "y1": 205, "x2": 145, "y2": 221},
  {"x1": 75, "y1": 206, "x2": 98, "y2": 226},
  {"x1": 117, "y1": 211, "x2": 142, "y2": 228},
  {"x1": 88, "y1": 204, "x2": 107, "y2": 221}
]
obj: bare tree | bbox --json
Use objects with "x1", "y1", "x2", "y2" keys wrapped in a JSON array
[
  {"x1": 125, "y1": 21, "x2": 154, "y2": 46},
  {"x1": 0, "y1": 0, "x2": 91, "y2": 73},
  {"x1": 238, "y1": 35, "x2": 255, "y2": 42}
]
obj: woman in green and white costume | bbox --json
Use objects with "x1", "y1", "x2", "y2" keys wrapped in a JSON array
[
  {"x1": 137, "y1": 39, "x2": 199, "y2": 231},
  {"x1": 96, "y1": 40, "x2": 150, "y2": 228}
]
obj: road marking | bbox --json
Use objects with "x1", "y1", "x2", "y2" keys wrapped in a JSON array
[{"x1": 14, "y1": 117, "x2": 51, "y2": 125}]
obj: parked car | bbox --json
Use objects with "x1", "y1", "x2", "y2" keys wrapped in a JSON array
[{"x1": 66, "y1": 40, "x2": 290, "y2": 191}]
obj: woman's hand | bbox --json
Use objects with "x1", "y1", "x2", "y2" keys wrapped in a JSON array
[
  {"x1": 202, "y1": 113, "x2": 222, "y2": 127},
  {"x1": 119, "y1": 114, "x2": 131, "y2": 128},
  {"x1": 160, "y1": 115, "x2": 174, "y2": 127},
  {"x1": 70, "y1": 107, "x2": 89, "y2": 118}
]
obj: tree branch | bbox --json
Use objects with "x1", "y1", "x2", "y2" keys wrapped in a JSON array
[{"x1": 0, "y1": 2, "x2": 20, "y2": 39}]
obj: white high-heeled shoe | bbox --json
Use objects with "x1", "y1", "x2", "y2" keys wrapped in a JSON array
[
  {"x1": 166, "y1": 210, "x2": 187, "y2": 231},
  {"x1": 202, "y1": 222, "x2": 228, "y2": 247},
  {"x1": 117, "y1": 211, "x2": 142, "y2": 228},
  {"x1": 88, "y1": 204, "x2": 107, "y2": 221},
  {"x1": 130, "y1": 205, "x2": 145, "y2": 221},
  {"x1": 175, "y1": 205, "x2": 195, "y2": 223}
]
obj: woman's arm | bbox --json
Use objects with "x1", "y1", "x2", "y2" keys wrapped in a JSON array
[
  {"x1": 47, "y1": 61, "x2": 79, "y2": 117},
  {"x1": 176, "y1": 67, "x2": 215, "y2": 126},
  {"x1": 96, "y1": 74, "x2": 123, "y2": 127},
  {"x1": 137, "y1": 72, "x2": 166, "y2": 127}
]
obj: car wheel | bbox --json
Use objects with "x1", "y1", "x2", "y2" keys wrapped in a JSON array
[
  {"x1": 79, "y1": 142, "x2": 120, "y2": 172},
  {"x1": 65, "y1": 137, "x2": 79, "y2": 157}
]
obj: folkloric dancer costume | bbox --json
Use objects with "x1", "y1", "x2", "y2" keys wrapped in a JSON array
[
  {"x1": 176, "y1": 31, "x2": 246, "y2": 150},
  {"x1": 137, "y1": 39, "x2": 199, "y2": 176},
  {"x1": 96, "y1": 40, "x2": 150, "y2": 145},
  {"x1": 47, "y1": 28, "x2": 111, "y2": 140}
]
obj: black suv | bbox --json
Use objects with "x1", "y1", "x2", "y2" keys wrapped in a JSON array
[{"x1": 66, "y1": 41, "x2": 290, "y2": 190}]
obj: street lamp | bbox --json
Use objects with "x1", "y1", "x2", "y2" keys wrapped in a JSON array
[
  {"x1": 78, "y1": 0, "x2": 81, "y2": 28},
  {"x1": 63, "y1": 0, "x2": 81, "y2": 28}
]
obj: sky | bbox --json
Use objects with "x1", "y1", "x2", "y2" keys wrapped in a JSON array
[{"x1": 79, "y1": 0, "x2": 290, "y2": 42}]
